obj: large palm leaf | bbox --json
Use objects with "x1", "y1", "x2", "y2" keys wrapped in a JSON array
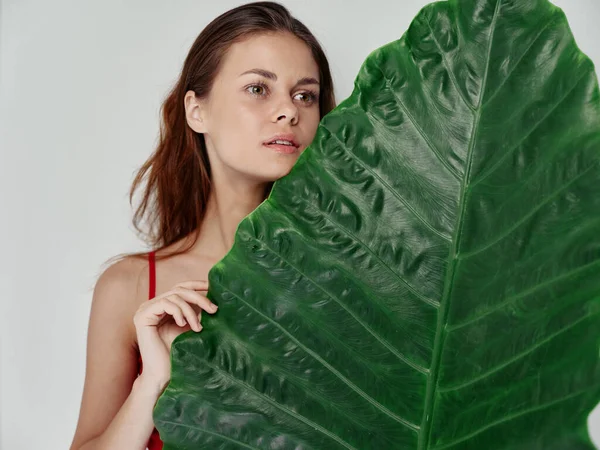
[{"x1": 154, "y1": 0, "x2": 600, "y2": 448}]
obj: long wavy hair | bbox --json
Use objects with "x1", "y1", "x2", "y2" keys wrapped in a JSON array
[{"x1": 106, "y1": 2, "x2": 336, "y2": 267}]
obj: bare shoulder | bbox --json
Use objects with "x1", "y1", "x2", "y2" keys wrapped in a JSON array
[
  {"x1": 95, "y1": 255, "x2": 149, "y2": 304},
  {"x1": 69, "y1": 254, "x2": 152, "y2": 449},
  {"x1": 92, "y1": 254, "x2": 151, "y2": 346}
]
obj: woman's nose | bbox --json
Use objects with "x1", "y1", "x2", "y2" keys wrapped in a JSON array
[{"x1": 273, "y1": 100, "x2": 298, "y2": 125}]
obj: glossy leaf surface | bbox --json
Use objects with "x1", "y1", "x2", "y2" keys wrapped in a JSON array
[{"x1": 154, "y1": 0, "x2": 600, "y2": 448}]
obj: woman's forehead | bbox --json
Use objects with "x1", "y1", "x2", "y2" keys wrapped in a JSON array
[{"x1": 219, "y1": 33, "x2": 319, "y2": 80}]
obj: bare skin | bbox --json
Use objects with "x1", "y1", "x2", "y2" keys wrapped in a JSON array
[{"x1": 69, "y1": 30, "x2": 322, "y2": 450}]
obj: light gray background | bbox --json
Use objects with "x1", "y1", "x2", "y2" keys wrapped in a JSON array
[{"x1": 1, "y1": 1, "x2": 599, "y2": 449}]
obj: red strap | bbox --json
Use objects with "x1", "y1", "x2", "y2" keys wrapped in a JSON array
[
  {"x1": 148, "y1": 250, "x2": 156, "y2": 300},
  {"x1": 148, "y1": 429, "x2": 164, "y2": 449},
  {"x1": 138, "y1": 250, "x2": 156, "y2": 374},
  {"x1": 140, "y1": 251, "x2": 164, "y2": 448}
]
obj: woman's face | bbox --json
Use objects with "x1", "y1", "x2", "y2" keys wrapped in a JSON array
[{"x1": 187, "y1": 32, "x2": 322, "y2": 184}]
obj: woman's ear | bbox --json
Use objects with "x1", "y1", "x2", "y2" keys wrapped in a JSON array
[{"x1": 184, "y1": 90, "x2": 207, "y2": 133}]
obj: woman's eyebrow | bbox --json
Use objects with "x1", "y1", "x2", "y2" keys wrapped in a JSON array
[
  {"x1": 296, "y1": 76, "x2": 320, "y2": 86},
  {"x1": 240, "y1": 68, "x2": 277, "y2": 80},
  {"x1": 239, "y1": 68, "x2": 320, "y2": 86}
]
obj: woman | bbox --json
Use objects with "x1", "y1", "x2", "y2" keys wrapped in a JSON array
[{"x1": 69, "y1": 2, "x2": 336, "y2": 449}]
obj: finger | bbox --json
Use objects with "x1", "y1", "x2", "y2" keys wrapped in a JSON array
[
  {"x1": 156, "y1": 298, "x2": 187, "y2": 327},
  {"x1": 168, "y1": 295, "x2": 202, "y2": 332},
  {"x1": 174, "y1": 280, "x2": 209, "y2": 291},
  {"x1": 173, "y1": 286, "x2": 218, "y2": 314}
]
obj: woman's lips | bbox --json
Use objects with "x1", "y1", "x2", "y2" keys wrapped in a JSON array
[{"x1": 263, "y1": 143, "x2": 300, "y2": 154}]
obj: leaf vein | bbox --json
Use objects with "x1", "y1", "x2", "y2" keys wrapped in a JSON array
[
  {"x1": 432, "y1": 386, "x2": 595, "y2": 449},
  {"x1": 175, "y1": 362, "x2": 382, "y2": 445},
  {"x1": 470, "y1": 69, "x2": 589, "y2": 189},
  {"x1": 293, "y1": 193, "x2": 441, "y2": 310},
  {"x1": 173, "y1": 355, "x2": 359, "y2": 450},
  {"x1": 215, "y1": 282, "x2": 421, "y2": 433},
  {"x1": 448, "y1": 259, "x2": 600, "y2": 330},
  {"x1": 325, "y1": 126, "x2": 453, "y2": 244},
  {"x1": 372, "y1": 64, "x2": 462, "y2": 181},
  {"x1": 425, "y1": 19, "x2": 474, "y2": 112},
  {"x1": 481, "y1": 17, "x2": 557, "y2": 109},
  {"x1": 248, "y1": 233, "x2": 430, "y2": 374},
  {"x1": 461, "y1": 164, "x2": 594, "y2": 259},
  {"x1": 439, "y1": 311, "x2": 598, "y2": 392},
  {"x1": 155, "y1": 419, "x2": 261, "y2": 449}
]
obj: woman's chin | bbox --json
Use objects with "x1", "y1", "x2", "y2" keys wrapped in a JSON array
[
  {"x1": 261, "y1": 158, "x2": 301, "y2": 181},
  {"x1": 232, "y1": 154, "x2": 302, "y2": 184}
]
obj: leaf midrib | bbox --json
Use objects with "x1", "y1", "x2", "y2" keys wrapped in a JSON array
[{"x1": 417, "y1": 1, "x2": 503, "y2": 448}]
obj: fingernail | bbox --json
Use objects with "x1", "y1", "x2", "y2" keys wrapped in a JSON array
[{"x1": 211, "y1": 304, "x2": 218, "y2": 312}]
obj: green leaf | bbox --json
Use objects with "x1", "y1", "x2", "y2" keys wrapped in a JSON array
[{"x1": 154, "y1": 0, "x2": 600, "y2": 448}]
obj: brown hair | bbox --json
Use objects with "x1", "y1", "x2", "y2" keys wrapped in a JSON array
[{"x1": 106, "y1": 1, "x2": 336, "y2": 267}]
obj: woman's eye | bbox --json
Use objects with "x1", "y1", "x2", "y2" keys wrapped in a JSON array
[
  {"x1": 247, "y1": 84, "x2": 267, "y2": 96},
  {"x1": 294, "y1": 92, "x2": 317, "y2": 104}
]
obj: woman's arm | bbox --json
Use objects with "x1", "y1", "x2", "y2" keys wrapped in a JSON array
[
  {"x1": 75, "y1": 376, "x2": 163, "y2": 450},
  {"x1": 69, "y1": 258, "x2": 159, "y2": 450}
]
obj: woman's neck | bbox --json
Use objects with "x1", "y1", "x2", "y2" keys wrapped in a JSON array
[{"x1": 190, "y1": 176, "x2": 268, "y2": 262}]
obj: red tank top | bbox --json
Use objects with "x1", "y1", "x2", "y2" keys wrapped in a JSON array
[{"x1": 137, "y1": 250, "x2": 164, "y2": 450}]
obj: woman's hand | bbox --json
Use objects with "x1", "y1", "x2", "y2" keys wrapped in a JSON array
[{"x1": 133, "y1": 280, "x2": 218, "y2": 390}]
